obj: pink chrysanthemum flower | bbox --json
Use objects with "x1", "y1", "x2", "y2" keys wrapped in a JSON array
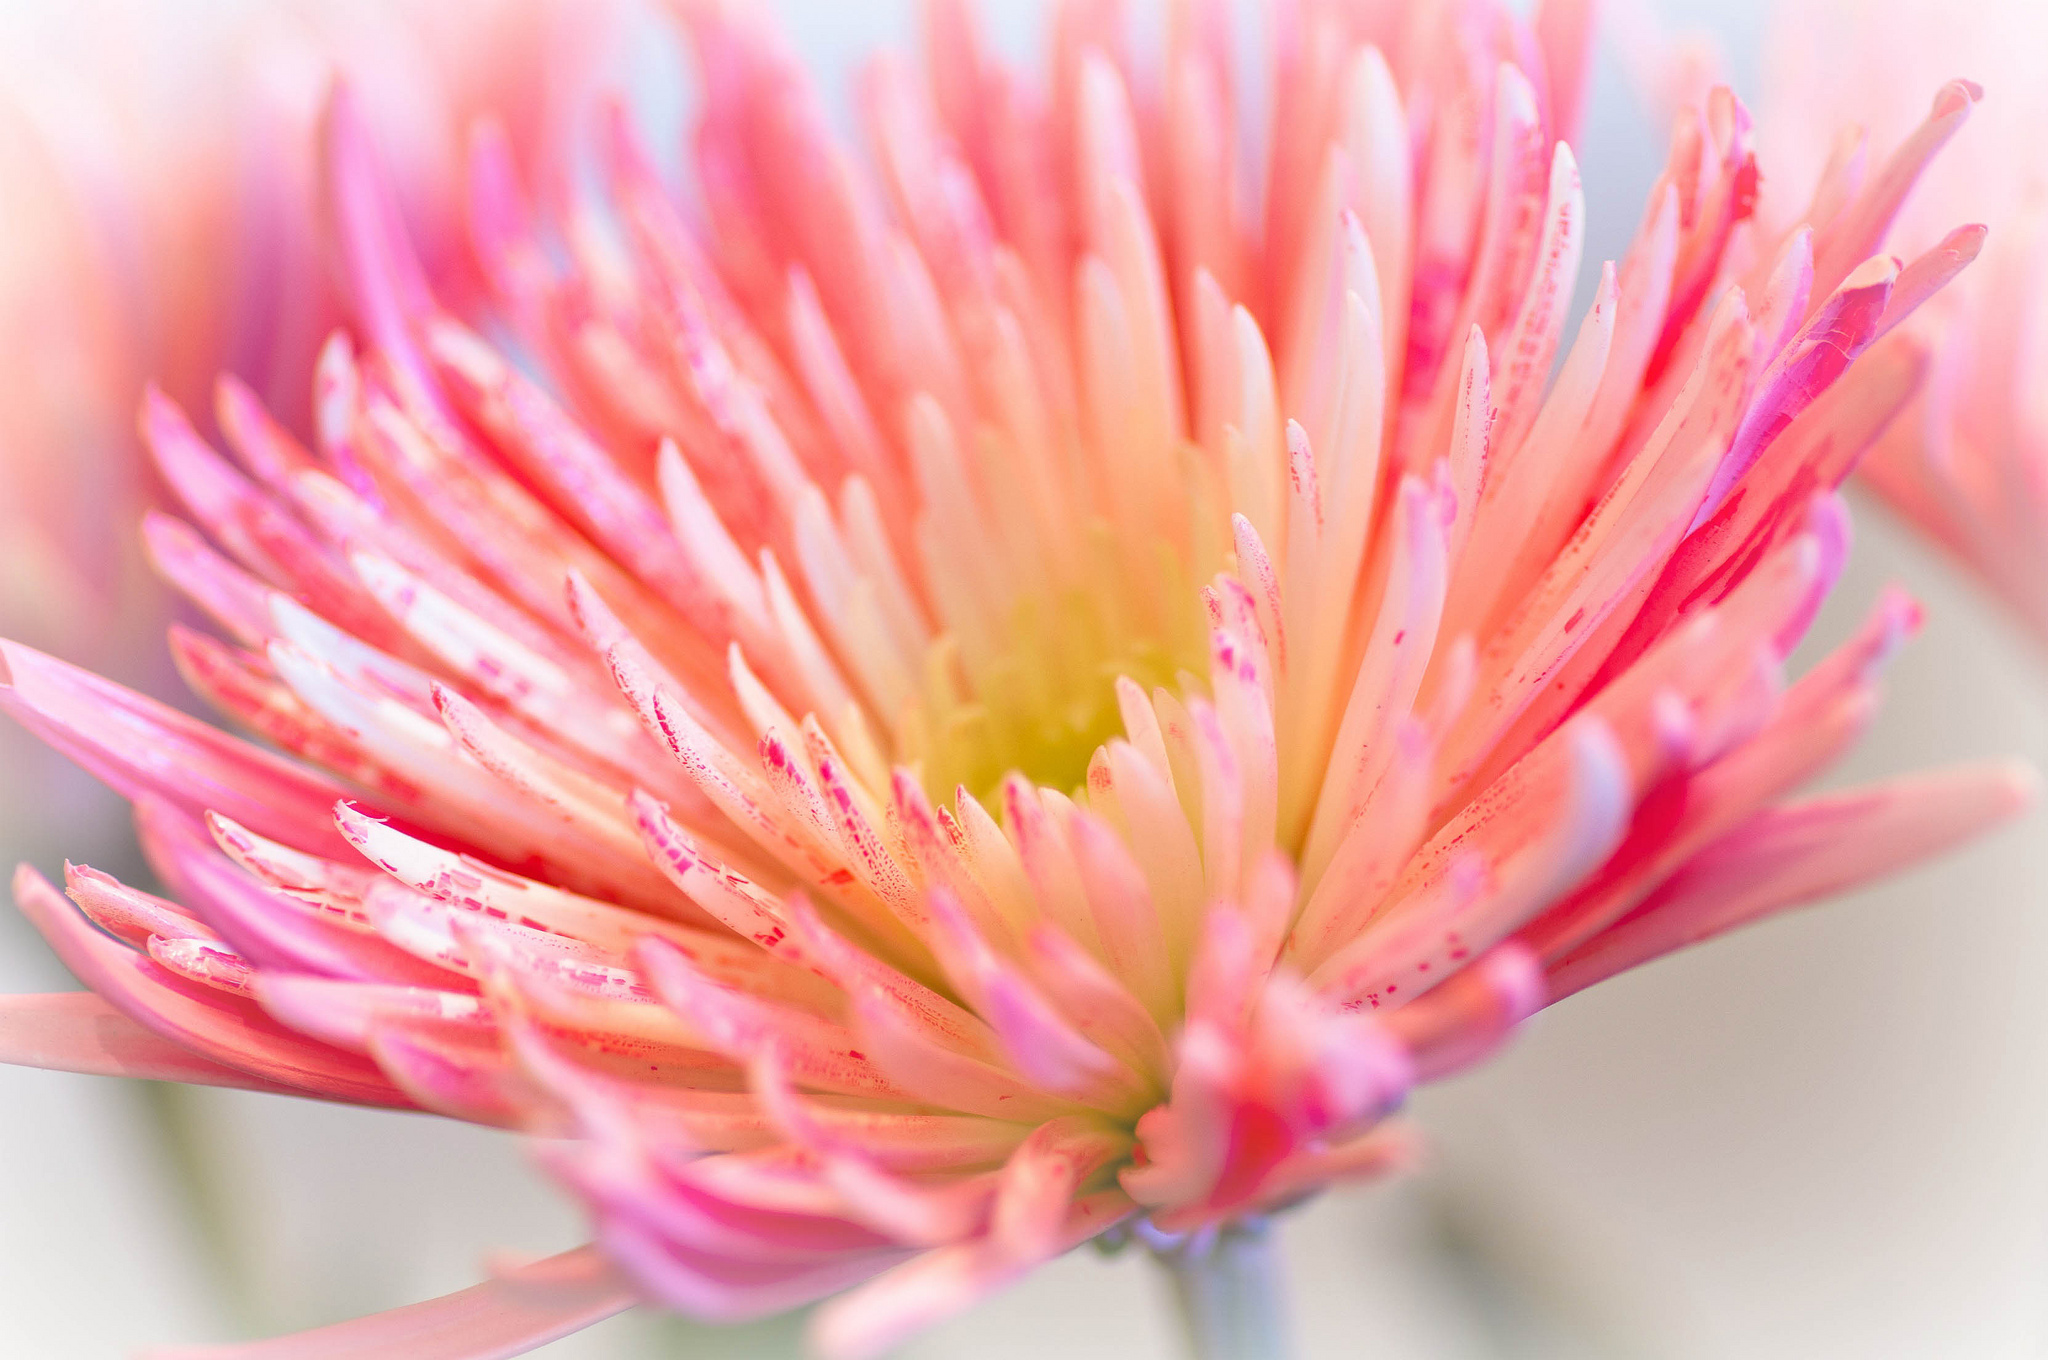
[{"x1": 0, "y1": 2, "x2": 2029, "y2": 1356}]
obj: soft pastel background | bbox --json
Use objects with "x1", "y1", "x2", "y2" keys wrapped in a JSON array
[{"x1": 4, "y1": 1, "x2": 2046, "y2": 1357}]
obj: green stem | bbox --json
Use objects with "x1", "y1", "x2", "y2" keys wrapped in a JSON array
[{"x1": 1151, "y1": 1219, "x2": 1295, "y2": 1360}]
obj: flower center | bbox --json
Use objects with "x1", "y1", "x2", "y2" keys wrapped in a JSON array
[{"x1": 901, "y1": 536, "x2": 1211, "y2": 801}]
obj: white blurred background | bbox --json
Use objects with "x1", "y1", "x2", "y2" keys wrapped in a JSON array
[{"x1": 5, "y1": 1, "x2": 2048, "y2": 1356}]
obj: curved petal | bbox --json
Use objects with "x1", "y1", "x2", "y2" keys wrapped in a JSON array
[
  {"x1": 0, "y1": 992, "x2": 321, "y2": 1095},
  {"x1": 140, "y1": 1244, "x2": 636, "y2": 1360}
]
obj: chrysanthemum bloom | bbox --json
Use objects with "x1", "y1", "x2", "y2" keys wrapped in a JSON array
[
  {"x1": 0, "y1": 1, "x2": 2028, "y2": 1356},
  {"x1": 0, "y1": 0, "x2": 565, "y2": 653},
  {"x1": 1760, "y1": 0, "x2": 2048, "y2": 644}
]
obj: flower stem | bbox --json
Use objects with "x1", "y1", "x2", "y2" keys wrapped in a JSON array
[{"x1": 1151, "y1": 1218, "x2": 1295, "y2": 1360}]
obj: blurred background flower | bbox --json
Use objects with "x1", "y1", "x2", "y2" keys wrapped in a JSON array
[
  {"x1": 1762, "y1": 0, "x2": 2048, "y2": 650},
  {"x1": 0, "y1": 2, "x2": 2044, "y2": 1358},
  {"x1": 0, "y1": 1, "x2": 629, "y2": 1354}
]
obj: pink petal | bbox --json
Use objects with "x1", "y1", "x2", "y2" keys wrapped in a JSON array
[
  {"x1": 0, "y1": 992, "x2": 324, "y2": 1095},
  {"x1": 141, "y1": 1244, "x2": 634, "y2": 1360},
  {"x1": 1549, "y1": 761, "x2": 2037, "y2": 999},
  {"x1": 14, "y1": 865, "x2": 412, "y2": 1108},
  {"x1": 0, "y1": 640, "x2": 356, "y2": 858},
  {"x1": 808, "y1": 1189, "x2": 1137, "y2": 1360}
]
